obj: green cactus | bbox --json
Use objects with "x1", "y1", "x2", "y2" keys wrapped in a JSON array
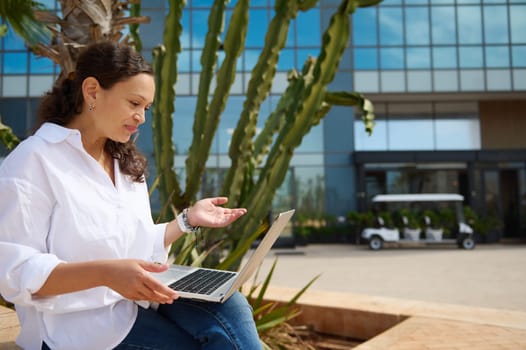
[
  {"x1": 222, "y1": 0, "x2": 317, "y2": 206},
  {"x1": 150, "y1": 0, "x2": 378, "y2": 267},
  {"x1": 221, "y1": 0, "x2": 377, "y2": 260},
  {"x1": 151, "y1": 0, "x2": 185, "y2": 220},
  {"x1": 185, "y1": 0, "x2": 249, "y2": 204}
]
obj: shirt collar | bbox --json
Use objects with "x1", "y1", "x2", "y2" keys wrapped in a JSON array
[{"x1": 35, "y1": 122, "x2": 82, "y2": 144}]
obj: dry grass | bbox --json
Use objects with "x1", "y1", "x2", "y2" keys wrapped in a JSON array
[{"x1": 261, "y1": 323, "x2": 362, "y2": 350}]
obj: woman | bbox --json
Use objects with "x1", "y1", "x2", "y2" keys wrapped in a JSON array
[{"x1": 0, "y1": 41, "x2": 261, "y2": 350}]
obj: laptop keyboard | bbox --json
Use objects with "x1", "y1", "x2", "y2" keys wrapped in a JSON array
[{"x1": 168, "y1": 269, "x2": 236, "y2": 295}]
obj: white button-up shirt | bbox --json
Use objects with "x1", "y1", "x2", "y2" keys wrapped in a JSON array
[{"x1": 0, "y1": 123, "x2": 168, "y2": 350}]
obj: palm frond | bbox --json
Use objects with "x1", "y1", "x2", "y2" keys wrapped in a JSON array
[
  {"x1": 0, "y1": 0, "x2": 51, "y2": 46},
  {"x1": 216, "y1": 222, "x2": 269, "y2": 271}
]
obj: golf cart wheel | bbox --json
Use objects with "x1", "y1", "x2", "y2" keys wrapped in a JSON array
[
  {"x1": 460, "y1": 236, "x2": 476, "y2": 250},
  {"x1": 368, "y1": 236, "x2": 384, "y2": 251}
]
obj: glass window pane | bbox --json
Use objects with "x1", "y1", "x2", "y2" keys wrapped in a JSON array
[
  {"x1": 388, "y1": 119, "x2": 434, "y2": 150},
  {"x1": 297, "y1": 8, "x2": 321, "y2": 47},
  {"x1": 380, "y1": 48, "x2": 404, "y2": 69},
  {"x1": 354, "y1": 48, "x2": 378, "y2": 69},
  {"x1": 287, "y1": 154, "x2": 324, "y2": 169},
  {"x1": 229, "y1": 73, "x2": 244, "y2": 94},
  {"x1": 407, "y1": 71, "x2": 432, "y2": 91},
  {"x1": 0, "y1": 98, "x2": 28, "y2": 136},
  {"x1": 328, "y1": 71, "x2": 352, "y2": 90},
  {"x1": 294, "y1": 167, "x2": 325, "y2": 216},
  {"x1": 354, "y1": 71, "x2": 379, "y2": 92},
  {"x1": 298, "y1": 121, "x2": 324, "y2": 152},
  {"x1": 39, "y1": 0, "x2": 57, "y2": 8},
  {"x1": 141, "y1": 0, "x2": 164, "y2": 8},
  {"x1": 510, "y1": 6, "x2": 526, "y2": 44},
  {"x1": 432, "y1": 6, "x2": 457, "y2": 44},
  {"x1": 191, "y1": 10, "x2": 209, "y2": 48},
  {"x1": 217, "y1": 96, "x2": 244, "y2": 153},
  {"x1": 459, "y1": 46, "x2": 483, "y2": 68},
  {"x1": 3, "y1": 52, "x2": 28, "y2": 74},
  {"x1": 271, "y1": 72, "x2": 289, "y2": 94},
  {"x1": 287, "y1": 16, "x2": 296, "y2": 47},
  {"x1": 433, "y1": 47, "x2": 457, "y2": 68},
  {"x1": 512, "y1": 46, "x2": 526, "y2": 67},
  {"x1": 297, "y1": 48, "x2": 318, "y2": 67},
  {"x1": 433, "y1": 70, "x2": 458, "y2": 91},
  {"x1": 513, "y1": 69, "x2": 526, "y2": 90},
  {"x1": 405, "y1": 8, "x2": 430, "y2": 45},
  {"x1": 407, "y1": 47, "x2": 431, "y2": 68},
  {"x1": 435, "y1": 119, "x2": 480, "y2": 150},
  {"x1": 181, "y1": 10, "x2": 191, "y2": 48},
  {"x1": 175, "y1": 73, "x2": 191, "y2": 95},
  {"x1": 460, "y1": 70, "x2": 485, "y2": 91},
  {"x1": 141, "y1": 9, "x2": 168, "y2": 49},
  {"x1": 250, "y1": 0, "x2": 269, "y2": 6},
  {"x1": 179, "y1": 51, "x2": 191, "y2": 72},
  {"x1": 457, "y1": 6, "x2": 482, "y2": 44},
  {"x1": 2, "y1": 76, "x2": 27, "y2": 97},
  {"x1": 29, "y1": 76, "x2": 54, "y2": 97},
  {"x1": 354, "y1": 119, "x2": 387, "y2": 150},
  {"x1": 339, "y1": 47, "x2": 352, "y2": 71},
  {"x1": 486, "y1": 46, "x2": 510, "y2": 68},
  {"x1": 173, "y1": 96, "x2": 197, "y2": 154},
  {"x1": 486, "y1": 69, "x2": 511, "y2": 90},
  {"x1": 353, "y1": 7, "x2": 378, "y2": 45},
  {"x1": 243, "y1": 49, "x2": 262, "y2": 71},
  {"x1": 483, "y1": 6, "x2": 509, "y2": 44},
  {"x1": 247, "y1": 9, "x2": 268, "y2": 48},
  {"x1": 29, "y1": 53, "x2": 54, "y2": 74},
  {"x1": 277, "y1": 49, "x2": 295, "y2": 71},
  {"x1": 2, "y1": 25, "x2": 27, "y2": 50},
  {"x1": 381, "y1": 71, "x2": 405, "y2": 92},
  {"x1": 379, "y1": 7, "x2": 404, "y2": 45}
]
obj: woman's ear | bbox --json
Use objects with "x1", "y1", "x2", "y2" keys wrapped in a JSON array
[{"x1": 81, "y1": 77, "x2": 99, "y2": 105}]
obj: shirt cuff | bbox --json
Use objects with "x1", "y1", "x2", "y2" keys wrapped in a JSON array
[
  {"x1": 21, "y1": 253, "x2": 63, "y2": 309},
  {"x1": 151, "y1": 223, "x2": 169, "y2": 263}
]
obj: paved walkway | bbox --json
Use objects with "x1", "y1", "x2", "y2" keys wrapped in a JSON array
[
  {"x1": 251, "y1": 243, "x2": 526, "y2": 349},
  {"x1": 251, "y1": 243, "x2": 526, "y2": 312}
]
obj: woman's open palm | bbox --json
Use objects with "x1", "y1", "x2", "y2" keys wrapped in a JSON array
[{"x1": 187, "y1": 197, "x2": 247, "y2": 228}]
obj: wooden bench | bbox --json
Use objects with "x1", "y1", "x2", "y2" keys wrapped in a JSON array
[{"x1": 0, "y1": 306, "x2": 20, "y2": 350}]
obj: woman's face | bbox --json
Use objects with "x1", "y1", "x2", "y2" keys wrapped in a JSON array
[{"x1": 95, "y1": 73, "x2": 155, "y2": 143}]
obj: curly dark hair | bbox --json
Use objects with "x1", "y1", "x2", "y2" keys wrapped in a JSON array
[{"x1": 37, "y1": 41, "x2": 154, "y2": 182}]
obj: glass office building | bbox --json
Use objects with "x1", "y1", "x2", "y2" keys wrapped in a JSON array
[{"x1": 1, "y1": 0, "x2": 525, "y2": 239}]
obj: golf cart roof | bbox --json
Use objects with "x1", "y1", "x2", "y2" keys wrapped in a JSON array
[{"x1": 372, "y1": 193, "x2": 464, "y2": 203}]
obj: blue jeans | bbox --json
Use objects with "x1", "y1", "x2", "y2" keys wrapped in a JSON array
[{"x1": 113, "y1": 292, "x2": 261, "y2": 350}]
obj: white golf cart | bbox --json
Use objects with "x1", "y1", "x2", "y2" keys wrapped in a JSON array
[{"x1": 361, "y1": 193, "x2": 476, "y2": 251}]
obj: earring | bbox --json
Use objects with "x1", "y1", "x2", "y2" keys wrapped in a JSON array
[{"x1": 88, "y1": 103, "x2": 94, "y2": 112}]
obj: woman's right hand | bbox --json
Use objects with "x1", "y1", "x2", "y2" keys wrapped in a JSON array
[
  {"x1": 34, "y1": 259, "x2": 178, "y2": 304},
  {"x1": 103, "y1": 259, "x2": 178, "y2": 304}
]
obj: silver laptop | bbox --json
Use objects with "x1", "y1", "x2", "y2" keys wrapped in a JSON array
[{"x1": 153, "y1": 209, "x2": 295, "y2": 303}]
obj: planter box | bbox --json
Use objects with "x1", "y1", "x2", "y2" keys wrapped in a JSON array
[
  {"x1": 403, "y1": 228, "x2": 421, "y2": 241},
  {"x1": 425, "y1": 228, "x2": 444, "y2": 241},
  {"x1": 260, "y1": 286, "x2": 526, "y2": 348}
]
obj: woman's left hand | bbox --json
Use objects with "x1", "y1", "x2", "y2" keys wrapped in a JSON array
[{"x1": 187, "y1": 197, "x2": 247, "y2": 228}]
